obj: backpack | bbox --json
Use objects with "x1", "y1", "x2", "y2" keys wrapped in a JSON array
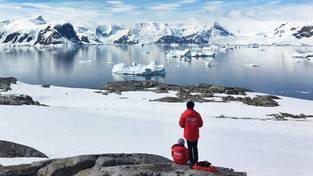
[{"x1": 192, "y1": 161, "x2": 218, "y2": 173}]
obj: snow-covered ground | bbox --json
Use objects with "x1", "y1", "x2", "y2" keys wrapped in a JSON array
[{"x1": 1, "y1": 82, "x2": 313, "y2": 176}]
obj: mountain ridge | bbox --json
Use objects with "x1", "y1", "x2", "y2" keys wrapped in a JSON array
[{"x1": 1, "y1": 16, "x2": 313, "y2": 46}]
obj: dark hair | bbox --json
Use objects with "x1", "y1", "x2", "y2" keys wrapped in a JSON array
[{"x1": 186, "y1": 101, "x2": 195, "y2": 109}]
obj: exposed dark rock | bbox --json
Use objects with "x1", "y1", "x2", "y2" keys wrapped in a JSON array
[
  {"x1": 35, "y1": 23, "x2": 81, "y2": 45},
  {"x1": 17, "y1": 34, "x2": 29, "y2": 43},
  {"x1": 114, "y1": 35, "x2": 139, "y2": 45},
  {"x1": 94, "y1": 90, "x2": 108, "y2": 95},
  {"x1": 267, "y1": 112, "x2": 313, "y2": 120},
  {"x1": 0, "y1": 77, "x2": 17, "y2": 91},
  {"x1": 0, "y1": 153, "x2": 246, "y2": 176},
  {"x1": 54, "y1": 23, "x2": 81, "y2": 44},
  {"x1": 103, "y1": 81, "x2": 280, "y2": 106},
  {"x1": 242, "y1": 95, "x2": 279, "y2": 107},
  {"x1": 80, "y1": 35, "x2": 90, "y2": 43},
  {"x1": 0, "y1": 94, "x2": 40, "y2": 105},
  {"x1": 151, "y1": 97, "x2": 184, "y2": 102},
  {"x1": 156, "y1": 22, "x2": 234, "y2": 44},
  {"x1": 104, "y1": 81, "x2": 248, "y2": 95},
  {"x1": 37, "y1": 155, "x2": 98, "y2": 176},
  {"x1": 156, "y1": 35, "x2": 188, "y2": 44},
  {"x1": 293, "y1": 26, "x2": 313, "y2": 39},
  {"x1": 153, "y1": 86, "x2": 169, "y2": 93},
  {"x1": 41, "y1": 84, "x2": 50, "y2": 88},
  {"x1": 104, "y1": 80, "x2": 159, "y2": 93},
  {"x1": 0, "y1": 140, "x2": 47, "y2": 158},
  {"x1": 3, "y1": 32, "x2": 20, "y2": 43},
  {"x1": 26, "y1": 37, "x2": 33, "y2": 42}
]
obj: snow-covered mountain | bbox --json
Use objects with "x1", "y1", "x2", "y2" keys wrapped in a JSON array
[
  {"x1": 156, "y1": 22, "x2": 234, "y2": 44},
  {"x1": 2, "y1": 16, "x2": 313, "y2": 47},
  {"x1": 264, "y1": 21, "x2": 313, "y2": 45},
  {"x1": 0, "y1": 17, "x2": 235, "y2": 46},
  {"x1": 0, "y1": 16, "x2": 81, "y2": 46}
]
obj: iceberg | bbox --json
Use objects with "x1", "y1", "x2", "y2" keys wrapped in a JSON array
[
  {"x1": 292, "y1": 50, "x2": 313, "y2": 58},
  {"x1": 112, "y1": 60, "x2": 165, "y2": 76},
  {"x1": 192, "y1": 50, "x2": 215, "y2": 58},
  {"x1": 204, "y1": 58, "x2": 218, "y2": 67},
  {"x1": 243, "y1": 64, "x2": 259, "y2": 68},
  {"x1": 78, "y1": 59, "x2": 91, "y2": 64},
  {"x1": 167, "y1": 49, "x2": 191, "y2": 59},
  {"x1": 203, "y1": 45, "x2": 219, "y2": 52}
]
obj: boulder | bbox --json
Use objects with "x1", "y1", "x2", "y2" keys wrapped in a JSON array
[
  {"x1": 0, "y1": 153, "x2": 246, "y2": 176},
  {"x1": 0, "y1": 94, "x2": 40, "y2": 105},
  {"x1": 0, "y1": 77, "x2": 17, "y2": 92},
  {"x1": 0, "y1": 140, "x2": 47, "y2": 158},
  {"x1": 242, "y1": 96, "x2": 279, "y2": 107}
]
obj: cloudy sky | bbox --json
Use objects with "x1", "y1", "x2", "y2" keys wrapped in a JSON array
[{"x1": 0, "y1": 0, "x2": 313, "y2": 34}]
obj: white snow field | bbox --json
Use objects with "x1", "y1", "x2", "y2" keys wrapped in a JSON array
[{"x1": 1, "y1": 82, "x2": 313, "y2": 176}]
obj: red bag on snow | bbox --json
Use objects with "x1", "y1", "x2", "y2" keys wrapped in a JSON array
[{"x1": 192, "y1": 161, "x2": 218, "y2": 173}]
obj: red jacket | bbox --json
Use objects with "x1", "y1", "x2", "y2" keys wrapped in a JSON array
[
  {"x1": 171, "y1": 144, "x2": 189, "y2": 165},
  {"x1": 179, "y1": 108, "x2": 203, "y2": 141}
]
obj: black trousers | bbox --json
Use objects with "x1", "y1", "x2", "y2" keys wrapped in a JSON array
[{"x1": 187, "y1": 140, "x2": 198, "y2": 165}]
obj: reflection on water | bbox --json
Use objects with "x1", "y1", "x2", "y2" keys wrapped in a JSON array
[
  {"x1": 112, "y1": 73, "x2": 165, "y2": 82},
  {"x1": 0, "y1": 45, "x2": 313, "y2": 100}
]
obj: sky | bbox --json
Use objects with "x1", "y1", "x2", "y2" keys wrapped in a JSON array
[{"x1": 0, "y1": 0, "x2": 313, "y2": 34}]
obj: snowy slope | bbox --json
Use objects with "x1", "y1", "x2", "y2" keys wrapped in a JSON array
[
  {"x1": 1, "y1": 82, "x2": 313, "y2": 176},
  {"x1": 0, "y1": 16, "x2": 81, "y2": 47},
  {"x1": 263, "y1": 21, "x2": 313, "y2": 45},
  {"x1": 76, "y1": 25, "x2": 128, "y2": 44},
  {"x1": 156, "y1": 22, "x2": 234, "y2": 44}
]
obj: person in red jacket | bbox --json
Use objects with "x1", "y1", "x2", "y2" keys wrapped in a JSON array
[
  {"x1": 179, "y1": 101, "x2": 203, "y2": 165},
  {"x1": 171, "y1": 138, "x2": 189, "y2": 165}
]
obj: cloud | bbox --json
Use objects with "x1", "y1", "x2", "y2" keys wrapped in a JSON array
[
  {"x1": 106, "y1": 1, "x2": 123, "y2": 5},
  {"x1": 148, "y1": 0, "x2": 197, "y2": 11},
  {"x1": 0, "y1": 0, "x2": 313, "y2": 34},
  {"x1": 105, "y1": 0, "x2": 138, "y2": 13},
  {"x1": 180, "y1": 0, "x2": 197, "y2": 4},
  {"x1": 148, "y1": 3, "x2": 180, "y2": 10}
]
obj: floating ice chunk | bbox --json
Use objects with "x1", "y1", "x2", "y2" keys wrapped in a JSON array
[
  {"x1": 78, "y1": 59, "x2": 91, "y2": 64},
  {"x1": 243, "y1": 64, "x2": 259, "y2": 68},
  {"x1": 204, "y1": 58, "x2": 217, "y2": 67},
  {"x1": 112, "y1": 60, "x2": 165, "y2": 75},
  {"x1": 292, "y1": 50, "x2": 313, "y2": 58},
  {"x1": 170, "y1": 43, "x2": 179, "y2": 47},
  {"x1": 192, "y1": 50, "x2": 215, "y2": 58},
  {"x1": 203, "y1": 45, "x2": 219, "y2": 52},
  {"x1": 107, "y1": 61, "x2": 114, "y2": 65},
  {"x1": 167, "y1": 49, "x2": 191, "y2": 59}
]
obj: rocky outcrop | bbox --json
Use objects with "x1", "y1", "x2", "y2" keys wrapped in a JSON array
[
  {"x1": 0, "y1": 77, "x2": 41, "y2": 105},
  {"x1": 104, "y1": 81, "x2": 248, "y2": 95},
  {"x1": 293, "y1": 26, "x2": 313, "y2": 39},
  {"x1": 0, "y1": 153, "x2": 246, "y2": 176},
  {"x1": 103, "y1": 81, "x2": 280, "y2": 107},
  {"x1": 0, "y1": 140, "x2": 47, "y2": 158},
  {"x1": 222, "y1": 95, "x2": 280, "y2": 107},
  {"x1": 0, "y1": 94, "x2": 40, "y2": 105},
  {"x1": 0, "y1": 77, "x2": 17, "y2": 91},
  {"x1": 35, "y1": 23, "x2": 81, "y2": 45},
  {"x1": 267, "y1": 112, "x2": 313, "y2": 121}
]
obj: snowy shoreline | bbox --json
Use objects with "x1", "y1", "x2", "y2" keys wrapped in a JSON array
[{"x1": 1, "y1": 81, "x2": 313, "y2": 176}]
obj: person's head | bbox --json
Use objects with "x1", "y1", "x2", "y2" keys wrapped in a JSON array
[
  {"x1": 186, "y1": 101, "x2": 195, "y2": 109},
  {"x1": 177, "y1": 138, "x2": 185, "y2": 146}
]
